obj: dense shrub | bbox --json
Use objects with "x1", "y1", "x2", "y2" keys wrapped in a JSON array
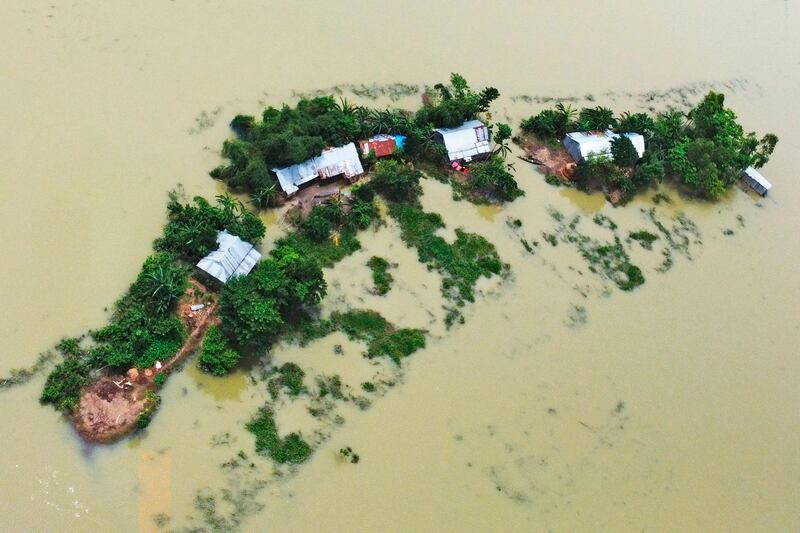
[
  {"x1": 610, "y1": 136, "x2": 640, "y2": 167},
  {"x1": 469, "y1": 156, "x2": 524, "y2": 201},
  {"x1": 370, "y1": 159, "x2": 423, "y2": 202},
  {"x1": 198, "y1": 325, "x2": 241, "y2": 376}
]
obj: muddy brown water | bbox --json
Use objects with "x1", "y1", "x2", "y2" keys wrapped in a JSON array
[{"x1": 1, "y1": 1, "x2": 799, "y2": 531}]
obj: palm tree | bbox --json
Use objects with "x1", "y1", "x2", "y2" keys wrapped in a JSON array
[
  {"x1": 141, "y1": 265, "x2": 186, "y2": 314},
  {"x1": 250, "y1": 184, "x2": 278, "y2": 209}
]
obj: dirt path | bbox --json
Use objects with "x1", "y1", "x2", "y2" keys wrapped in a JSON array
[{"x1": 72, "y1": 282, "x2": 218, "y2": 443}]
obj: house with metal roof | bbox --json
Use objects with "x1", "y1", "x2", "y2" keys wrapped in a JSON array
[
  {"x1": 272, "y1": 142, "x2": 364, "y2": 196},
  {"x1": 196, "y1": 230, "x2": 261, "y2": 284},
  {"x1": 563, "y1": 130, "x2": 645, "y2": 163},
  {"x1": 434, "y1": 120, "x2": 492, "y2": 163},
  {"x1": 742, "y1": 166, "x2": 772, "y2": 196}
]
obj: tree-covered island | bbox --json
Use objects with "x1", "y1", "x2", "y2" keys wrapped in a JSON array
[
  {"x1": 31, "y1": 75, "x2": 778, "y2": 459},
  {"x1": 516, "y1": 92, "x2": 778, "y2": 203}
]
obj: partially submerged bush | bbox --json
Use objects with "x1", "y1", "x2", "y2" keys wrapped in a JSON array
[
  {"x1": 366, "y1": 256, "x2": 394, "y2": 295},
  {"x1": 246, "y1": 407, "x2": 312, "y2": 464},
  {"x1": 198, "y1": 326, "x2": 241, "y2": 376}
]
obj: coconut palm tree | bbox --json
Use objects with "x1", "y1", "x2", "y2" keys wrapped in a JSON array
[{"x1": 250, "y1": 184, "x2": 278, "y2": 209}]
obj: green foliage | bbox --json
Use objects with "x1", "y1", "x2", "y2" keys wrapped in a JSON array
[
  {"x1": 415, "y1": 73, "x2": 499, "y2": 129},
  {"x1": 90, "y1": 299, "x2": 186, "y2": 370},
  {"x1": 329, "y1": 310, "x2": 426, "y2": 364},
  {"x1": 361, "y1": 382, "x2": 376, "y2": 393},
  {"x1": 469, "y1": 156, "x2": 524, "y2": 202},
  {"x1": 267, "y1": 362, "x2": 306, "y2": 399},
  {"x1": 388, "y1": 201, "x2": 505, "y2": 314},
  {"x1": 366, "y1": 256, "x2": 394, "y2": 295},
  {"x1": 198, "y1": 325, "x2": 241, "y2": 376},
  {"x1": 629, "y1": 230, "x2": 659, "y2": 250},
  {"x1": 522, "y1": 92, "x2": 778, "y2": 201},
  {"x1": 616, "y1": 112, "x2": 655, "y2": 137},
  {"x1": 371, "y1": 159, "x2": 423, "y2": 202},
  {"x1": 218, "y1": 245, "x2": 327, "y2": 350},
  {"x1": 520, "y1": 103, "x2": 576, "y2": 139},
  {"x1": 136, "y1": 392, "x2": 161, "y2": 430},
  {"x1": 246, "y1": 407, "x2": 312, "y2": 464},
  {"x1": 610, "y1": 136, "x2": 640, "y2": 167},
  {"x1": 154, "y1": 373, "x2": 167, "y2": 387},
  {"x1": 154, "y1": 194, "x2": 265, "y2": 261},
  {"x1": 492, "y1": 123, "x2": 513, "y2": 159},
  {"x1": 129, "y1": 253, "x2": 188, "y2": 314},
  {"x1": 578, "y1": 106, "x2": 617, "y2": 131},
  {"x1": 40, "y1": 358, "x2": 89, "y2": 411}
]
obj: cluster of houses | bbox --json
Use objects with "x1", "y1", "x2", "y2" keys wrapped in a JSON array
[
  {"x1": 560, "y1": 129, "x2": 771, "y2": 196},
  {"x1": 271, "y1": 120, "x2": 493, "y2": 197},
  {"x1": 196, "y1": 117, "x2": 773, "y2": 284}
]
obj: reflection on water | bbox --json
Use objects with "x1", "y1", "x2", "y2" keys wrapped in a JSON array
[
  {"x1": 137, "y1": 450, "x2": 172, "y2": 533},
  {"x1": 558, "y1": 186, "x2": 606, "y2": 213},
  {"x1": 186, "y1": 362, "x2": 249, "y2": 403},
  {"x1": 474, "y1": 203, "x2": 505, "y2": 222}
]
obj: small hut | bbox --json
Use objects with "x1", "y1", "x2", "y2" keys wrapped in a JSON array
[
  {"x1": 742, "y1": 166, "x2": 772, "y2": 196},
  {"x1": 359, "y1": 134, "x2": 405, "y2": 158},
  {"x1": 196, "y1": 230, "x2": 261, "y2": 284},
  {"x1": 434, "y1": 120, "x2": 492, "y2": 163},
  {"x1": 563, "y1": 130, "x2": 645, "y2": 163},
  {"x1": 273, "y1": 142, "x2": 365, "y2": 196}
]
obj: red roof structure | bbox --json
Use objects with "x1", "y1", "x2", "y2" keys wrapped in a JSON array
[{"x1": 360, "y1": 134, "x2": 398, "y2": 158}]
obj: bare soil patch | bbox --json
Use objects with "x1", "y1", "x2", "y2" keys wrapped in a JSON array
[{"x1": 72, "y1": 281, "x2": 219, "y2": 443}]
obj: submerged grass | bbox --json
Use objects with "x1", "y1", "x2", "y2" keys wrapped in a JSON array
[
  {"x1": 366, "y1": 256, "x2": 394, "y2": 295},
  {"x1": 245, "y1": 407, "x2": 312, "y2": 464},
  {"x1": 388, "y1": 201, "x2": 506, "y2": 325}
]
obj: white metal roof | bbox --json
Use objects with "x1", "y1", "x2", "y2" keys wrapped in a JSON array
[
  {"x1": 743, "y1": 166, "x2": 772, "y2": 191},
  {"x1": 272, "y1": 142, "x2": 364, "y2": 195},
  {"x1": 196, "y1": 230, "x2": 261, "y2": 283},
  {"x1": 563, "y1": 130, "x2": 645, "y2": 162},
  {"x1": 435, "y1": 120, "x2": 492, "y2": 162}
]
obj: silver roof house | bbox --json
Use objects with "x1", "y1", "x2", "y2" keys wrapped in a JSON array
[
  {"x1": 742, "y1": 166, "x2": 772, "y2": 196},
  {"x1": 434, "y1": 120, "x2": 492, "y2": 162},
  {"x1": 563, "y1": 130, "x2": 645, "y2": 163},
  {"x1": 272, "y1": 142, "x2": 364, "y2": 196},
  {"x1": 196, "y1": 230, "x2": 261, "y2": 283}
]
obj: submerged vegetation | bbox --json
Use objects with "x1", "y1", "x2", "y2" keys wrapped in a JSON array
[
  {"x1": 367, "y1": 256, "x2": 394, "y2": 295},
  {"x1": 519, "y1": 92, "x2": 778, "y2": 202},
  {"x1": 246, "y1": 407, "x2": 312, "y2": 464}
]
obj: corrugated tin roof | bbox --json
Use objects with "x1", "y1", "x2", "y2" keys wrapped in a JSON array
[
  {"x1": 435, "y1": 120, "x2": 492, "y2": 162},
  {"x1": 272, "y1": 142, "x2": 364, "y2": 195},
  {"x1": 563, "y1": 130, "x2": 645, "y2": 162},
  {"x1": 743, "y1": 166, "x2": 772, "y2": 191},
  {"x1": 196, "y1": 230, "x2": 261, "y2": 283},
  {"x1": 360, "y1": 134, "x2": 398, "y2": 157}
]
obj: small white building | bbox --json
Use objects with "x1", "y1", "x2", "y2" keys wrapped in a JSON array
[
  {"x1": 742, "y1": 166, "x2": 772, "y2": 196},
  {"x1": 196, "y1": 230, "x2": 261, "y2": 284},
  {"x1": 434, "y1": 120, "x2": 492, "y2": 162},
  {"x1": 563, "y1": 130, "x2": 645, "y2": 163},
  {"x1": 272, "y1": 142, "x2": 364, "y2": 196}
]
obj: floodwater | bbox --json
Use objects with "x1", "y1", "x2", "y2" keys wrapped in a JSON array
[{"x1": 1, "y1": 1, "x2": 798, "y2": 531}]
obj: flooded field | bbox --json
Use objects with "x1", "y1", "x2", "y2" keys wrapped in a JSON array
[{"x1": 1, "y1": 1, "x2": 798, "y2": 531}]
